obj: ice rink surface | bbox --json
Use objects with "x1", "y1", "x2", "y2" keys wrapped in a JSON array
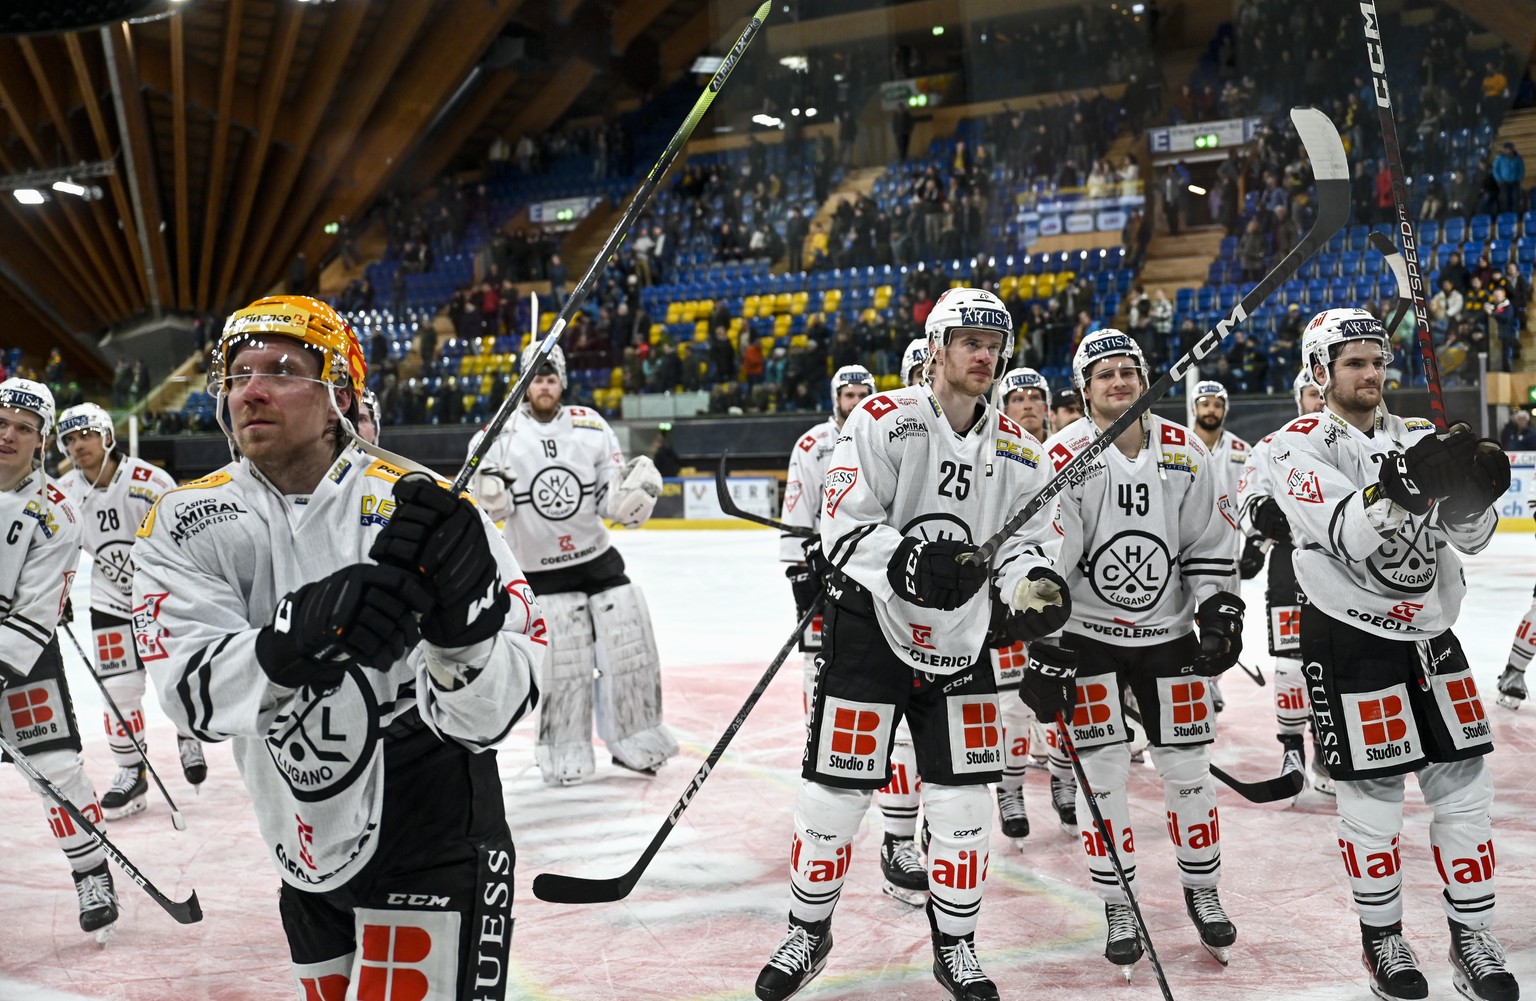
[{"x1": 3, "y1": 529, "x2": 1535, "y2": 1001}]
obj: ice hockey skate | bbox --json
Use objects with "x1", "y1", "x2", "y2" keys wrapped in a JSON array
[
  {"x1": 1184, "y1": 886, "x2": 1237, "y2": 965},
  {"x1": 929, "y1": 904, "x2": 999, "y2": 1001},
  {"x1": 994, "y1": 786, "x2": 1028, "y2": 845},
  {"x1": 178, "y1": 736, "x2": 207, "y2": 788},
  {"x1": 755, "y1": 915, "x2": 832, "y2": 1001},
  {"x1": 1049, "y1": 775, "x2": 1076, "y2": 829},
  {"x1": 1362, "y1": 922, "x2": 1428, "y2": 1000},
  {"x1": 1496, "y1": 666, "x2": 1526, "y2": 711},
  {"x1": 1448, "y1": 919, "x2": 1519, "y2": 1001},
  {"x1": 1104, "y1": 902, "x2": 1143, "y2": 981},
  {"x1": 880, "y1": 831, "x2": 927, "y2": 906},
  {"x1": 100, "y1": 765, "x2": 147, "y2": 819},
  {"x1": 72, "y1": 863, "x2": 118, "y2": 947}
]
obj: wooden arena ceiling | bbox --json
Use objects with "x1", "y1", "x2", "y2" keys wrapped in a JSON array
[{"x1": 0, "y1": 0, "x2": 719, "y2": 377}]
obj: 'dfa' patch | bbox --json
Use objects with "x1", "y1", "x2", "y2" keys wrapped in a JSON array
[{"x1": 1286, "y1": 468, "x2": 1324, "y2": 504}]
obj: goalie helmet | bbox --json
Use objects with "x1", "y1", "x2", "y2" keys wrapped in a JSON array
[
  {"x1": 924, "y1": 286, "x2": 1014, "y2": 379},
  {"x1": 1192, "y1": 380, "x2": 1228, "y2": 405},
  {"x1": 211, "y1": 295, "x2": 365, "y2": 393},
  {"x1": 829, "y1": 364, "x2": 875, "y2": 411},
  {"x1": 56, "y1": 402, "x2": 115, "y2": 455},
  {"x1": 1071, "y1": 328, "x2": 1147, "y2": 405},
  {"x1": 0, "y1": 377, "x2": 54, "y2": 438},
  {"x1": 521, "y1": 339, "x2": 567, "y2": 390},
  {"x1": 1303, "y1": 307, "x2": 1392, "y2": 389},
  {"x1": 997, "y1": 367, "x2": 1050, "y2": 406},
  {"x1": 901, "y1": 338, "x2": 929, "y2": 386}
]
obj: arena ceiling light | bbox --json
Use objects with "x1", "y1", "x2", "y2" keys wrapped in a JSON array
[{"x1": 12, "y1": 189, "x2": 44, "y2": 205}]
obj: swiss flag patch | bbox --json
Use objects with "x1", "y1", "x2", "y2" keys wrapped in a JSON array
[
  {"x1": 998, "y1": 413, "x2": 1022, "y2": 437},
  {"x1": 864, "y1": 397, "x2": 897, "y2": 420},
  {"x1": 1160, "y1": 425, "x2": 1186, "y2": 445},
  {"x1": 1286, "y1": 417, "x2": 1319, "y2": 435},
  {"x1": 132, "y1": 465, "x2": 154, "y2": 482},
  {"x1": 797, "y1": 433, "x2": 817, "y2": 452},
  {"x1": 1049, "y1": 443, "x2": 1073, "y2": 472},
  {"x1": 1286, "y1": 468, "x2": 1323, "y2": 504}
]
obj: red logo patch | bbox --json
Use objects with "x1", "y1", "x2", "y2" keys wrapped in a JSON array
[
  {"x1": 824, "y1": 467, "x2": 858, "y2": 517},
  {"x1": 1286, "y1": 468, "x2": 1323, "y2": 504},
  {"x1": 797, "y1": 433, "x2": 817, "y2": 453},
  {"x1": 132, "y1": 592, "x2": 171, "y2": 662},
  {"x1": 1358, "y1": 695, "x2": 1408, "y2": 746},
  {"x1": 1169, "y1": 681, "x2": 1209, "y2": 725},
  {"x1": 8, "y1": 688, "x2": 52, "y2": 729},
  {"x1": 1049, "y1": 443, "x2": 1073, "y2": 472},
  {"x1": 1277, "y1": 609, "x2": 1300, "y2": 638},
  {"x1": 910, "y1": 623, "x2": 935, "y2": 649},
  {"x1": 830, "y1": 706, "x2": 881, "y2": 756},
  {"x1": 998, "y1": 413, "x2": 1022, "y2": 437},
  {"x1": 1072, "y1": 681, "x2": 1112, "y2": 727},
  {"x1": 1286, "y1": 416, "x2": 1319, "y2": 434},
  {"x1": 960, "y1": 701, "x2": 1000, "y2": 750},
  {"x1": 358, "y1": 923, "x2": 433, "y2": 1001},
  {"x1": 1160, "y1": 425, "x2": 1186, "y2": 445},
  {"x1": 1445, "y1": 677, "x2": 1485, "y2": 725},
  {"x1": 863, "y1": 397, "x2": 897, "y2": 420},
  {"x1": 132, "y1": 466, "x2": 154, "y2": 482},
  {"x1": 1387, "y1": 601, "x2": 1423, "y2": 623}
]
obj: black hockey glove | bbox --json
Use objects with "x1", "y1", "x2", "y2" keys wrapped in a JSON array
[
  {"x1": 1238, "y1": 536, "x2": 1267, "y2": 580},
  {"x1": 1249, "y1": 497, "x2": 1291, "y2": 546},
  {"x1": 369, "y1": 471, "x2": 508, "y2": 646},
  {"x1": 1004, "y1": 566, "x2": 1072, "y2": 643},
  {"x1": 1193, "y1": 590, "x2": 1245, "y2": 676},
  {"x1": 1019, "y1": 642, "x2": 1079, "y2": 724},
  {"x1": 256, "y1": 564, "x2": 432, "y2": 688},
  {"x1": 786, "y1": 563, "x2": 819, "y2": 616},
  {"x1": 886, "y1": 536, "x2": 989, "y2": 611},
  {"x1": 1439, "y1": 439, "x2": 1511, "y2": 522},
  {"x1": 1374, "y1": 423, "x2": 1476, "y2": 516}
]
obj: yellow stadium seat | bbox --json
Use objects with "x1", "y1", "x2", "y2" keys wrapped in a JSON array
[
  {"x1": 773, "y1": 315, "x2": 791, "y2": 333},
  {"x1": 539, "y1": 313, "x2": 554, "y2": 333},
  {"x1": 480, "y1": 375, "x2": 493, "y2": 396},
  {"x1": 790, "y1": 334, "x2": 808, "y2": 349},
  {"x1": 677, "y1": 342, "x2": 690, "y2": 360},
  {"x1": 610, "y1": 367, "x2": 623, "y2": 389},
  {"x1": 874, "y1": 285, "x2": 892, "y2": 308},
  {"x1": 774, "y1": 292, "x2": 792, "y2": 314},
  {"x1": 878, "y1": 374, "x2": 902, "y2": 391},
  {"x1": 729, "y1": 317, "x2": 742, "y2": 333},
  {"x1": 999, "y1": 276, "x2": 1017, "y2": 299},
  {"x1": 695, "y1": 320, "x2": 709, "y2": 339},
  {"x1": 862, "y1": 307, "x2": 878, "y2": 324},
  {"x1": 649, "y1": 327, "x2": 663, "y2": 345},
  {"x1": 743, "y1": 295, "x2": 760, "y2": 318},
  {"x1": 665, "y1": 303, "x2": 682, "y2": 323}
]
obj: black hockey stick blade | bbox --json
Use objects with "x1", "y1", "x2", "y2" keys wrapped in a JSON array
[
  {"x1": 1366, "y1": 231, "x2": 1415, "y2": 336},
  {"x1": 1237, "y1": 659, "x2": 1265, "y2": 686},
  {"x1": 715, "y1": 450, "x2": 814, "y2": 536},
  {"x1": 1209, "y1": 762, "x2": 1303, "y2": 804},
  {"x1": 969, "y1": 106, "x2": 1349, "y2": 565},
  {"x1": 0, "y1": 731, "x2": 202, "y2": 923},
  {"x1": 533, "y1": 597, "x2": 821, "y2": 904}
]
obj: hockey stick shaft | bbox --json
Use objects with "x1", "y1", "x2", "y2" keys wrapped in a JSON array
[
  {"x1": 1359, "y1": 3, "x2": 1447, "y2": 430},
  {"x1": 1055, "y1": 714, "x2": 1176, "y2": 1001},
  {"x1": 1123, "y1": 704, "x2": 1302, "y2": 803},
  {"x1": 969, "y1": 107, "x2": 1349, "y2": 564},
  {"x1": 533, "y1": 596, "x2": 822, "y2": 904},
  {"x1": 0, "y1": 730, "x2": 202, "y2": 923},
  {"x1": 716, "y1": 450, "x2": 814, "y2": 536},
  {"x1": 60, "y1": 626, "x2": 185, "y2": 830},
  {"x1": 452, "y1": 2, "x2": 772, "y2": 494}
]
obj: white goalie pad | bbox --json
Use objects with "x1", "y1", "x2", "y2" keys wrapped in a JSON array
[
  {"x1": 607, "y1": 455, "x2": 662, "y2": 529},
  {"x1": 591, "y1": 582, "x2": 677, "y2": 771},
  {"x1": 533, "y1": 590, "x2": 597, "y2": 785}
]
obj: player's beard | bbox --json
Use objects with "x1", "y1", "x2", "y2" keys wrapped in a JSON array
[
  {"x1": 1196, "y1": 413, "x2": 1223, "y2": 431},
  {"x1": 528, "y1": 390, "x2": 561, "y2": 421}
]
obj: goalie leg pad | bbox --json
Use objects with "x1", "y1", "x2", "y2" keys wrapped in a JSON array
[
  {"x1": 1272, "y1": 657, "x2": 1308, "y2": 734},
  {"x1": 1151, "y1": 744, "x2": 1221, "y2": 888},
  {"x1": 590, "y1": 582, "x2": 677, "y2": 773},
  {"x1": 789, "y1": 781, "x2": 871, "y2": 922},
  {"x1": 101, "y1": 669, "x2": 149, "y2": 768},
  {"x1": 1420, "y1": 757, "x2": 1498, "y2": 930},
  {"x1": 533, "y1": 591, "x2": 597, "y2": 786},
  {"x1": 29, "y1": 749, "x2": 107, "y2": 873},
  {"x1": 1077, "y1": 742, "x2": 1136, "y2": 904},
  {"x1": 922, "y1": 782, "x2": 991, "y2": 936},
  {"x1": 1336, "y1": 773, "x2": 1408, "y2": 928},
  {"x1": 874, "y1": 721, "x2": 919, "y2": 838}
]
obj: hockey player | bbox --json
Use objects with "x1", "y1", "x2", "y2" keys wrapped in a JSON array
[
  {"x1": 1189, "y1": 381, "x2": 1249, "y2": 713},
  {"x1": 0, "y1": 378, "x2": 118, "y2": 941},
  {"x1": 755, "y1": 287, "x2": 1069, "y2": 1001},
  {"x1": 1267, "y1": 307, "x2": 1516, "y2": 1001},
  {"x1": 1236, "y1": 365, "x2": 1331, "y2": 791},
  {"x1": 355, "y1": 387, "x2": 380, "y2": 446},
  {"x1": 1499, "y1": 604, "x2": 1534, "y2": 710},
  {"x1": 1051, "y1": 387, "x2": 1084, "y2": 429},
  {"x1": 56, "y1": 403, "x2": 204, "y2": 817},
  {"x1": 1020, "y1": 329, "x2": 1245, "y2": 975},
  {"x1": 991, "y1": 367, "x2": 1077, "y2": 842},
  {"x1": 133, "y1": 296, "x2": 543, "y2": 999},
  {"x1": 468, "y1": 340, "x2": 675, "y2": 786},
  {"x1": 901, "y1": 336, "x2": 928, "y2": 387}
]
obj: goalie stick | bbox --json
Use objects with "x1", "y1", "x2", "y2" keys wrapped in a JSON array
[
  {"x1": 1123, "y1": 704, "x2": 1303, "y2": 803},
  {"x1": 453, "y1": 2, "x2": 772, "y2": 494},
  {"x1": 967, "y1": 106, "x2": 1349, "y2": 565},
  {"x1": 715, "y1": 451, "x2": 814, "y2": 536},
  {"x1": 533, "y1": 596, "x2": 823, "y2": 904},
  {"x1": 0, "y1": 730, "x2": 202, "y2": 924},
  {"x1": 1056, "y1": 714, "x2": 1175, "y2": 998}
]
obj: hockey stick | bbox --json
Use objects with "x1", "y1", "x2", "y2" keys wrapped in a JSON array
[
  {"x1": 967, "y1": 107, "x2": 1348, "y2": 565},
  {"x1": 715, "y1": 450, "x2": 814, "y2": 536},
  {"x1": 1367, "y1": 231, "x2": 1415, "y2": 336},
  {"x1": 60, "y1": 626, "x2": 186, "y2": 831},
  {"x1": 1123, "y1": 704, "x2": 1302, "y2": 803},
  {"x1": 1358, "y1": 3, "x2": 1446, "y2": 431},
  {"x1": 1237, "y1": 659, "x2": 1265, "y2": 686},
  {"x1": 0, "y1": 731, "x2": 202, "y2": 923},
  {"x1": 533, "y1": 596, "x2": 822, "y2": 904},
  {"x1": 1055, "y1": 714, "x2": 1175, "y2": 999},
  {"x1": 452, "y1": 2, "x2": 772, "y2": 494}
]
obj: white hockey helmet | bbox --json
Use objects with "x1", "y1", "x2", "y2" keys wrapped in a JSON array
[
  {"x1": 1192, "y1": 380, "x2": 1228, "y2": 404},
  {"x1": 1303, "y1": 307, "x2": 1392, "y2": 389},
  {"x1": 521, "y1": 338, "x2": 567, "y2": 390},
  {"x1": 1072, "y1": 328, "x2": 1147, "y2": 406},
  {"x1": 996, "y1": 367, "x2": 1050, "y2": 407},
  {"x1": 829, "y1": 364, "x2": 875, "y2": 410},
  {"x1": 56, "y1": 402, "x2": 115, "y2": 455},
  {"x1": 901, "y1": 338, "x2": 929, "y2": 386},
  {"x1": 1291, "y1": 364, "x2": 1319, "y2": 410},
  {"x1": 924, "y1": 286, "x2": 1014, "y2": 379},
  {"x1": 0, "y1": 377, "x2": 55, "y2": 438}
]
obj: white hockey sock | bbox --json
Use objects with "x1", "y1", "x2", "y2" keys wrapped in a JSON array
[
  {"x1": 1507, "y1": 598, "x2": 1536, "y2": 671},
  {"x1": 1077, "y1": 743, "x2": 1135, "y2": 904},
  {"x1": 1152, "y1": 744, "x2": 1222, "y2": 888},
  {"x1": 101, "y1": 669, "x2": 148, "y2": 768},
  {"x1": 874, "y1": 737, "x2": 919, "y2": 839},
  {"x1": 1272, "y1": 658, "x2": 1309, "y2": 735},
  {"x1": 1421, "y1": 758, "x2": 1498, "y2": 930},
  {"x1": 788, "y1": 782, "x2": 870, "y2": 923},
  {"x1": 1337, "y1": 774, "x2": 1408, "y2": 928},
  {"x1": 29, "y1": 751, "x2": 106, "y2": 874},
  {"x1": 998, "y1": 697, "x2": 1033, "y2": 791},
  {"x1": 923, "y1": 783, "x2": 990, "y2": 936},
  {"x1": 800, "y1": 652, "x2": 818, "y2": 720}
]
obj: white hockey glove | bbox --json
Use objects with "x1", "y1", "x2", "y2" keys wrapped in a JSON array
[
  {"x1": 468, "y1": 466, "x2": 514, "y2": 521},
  {"x1": 608, "y1": 454, "x2": 662, "y2": 529},
  {"x1": 1006, "y1": 567, "x2": 1071, "y2": 642}
]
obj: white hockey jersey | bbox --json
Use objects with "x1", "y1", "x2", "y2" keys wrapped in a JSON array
[
  {"x1": 471, "y1": 404, "x2": 626, "y2": 572},
  {"x1": 821, "y1": 388, "x2": 1051, "y2": 675},
  {"x1": 1028, "y1": 415, "x2": 1239, "y2": 645},
  {"x1": 1266, "y1": 408, "x2": 1495, "y2": 639},
  {"x1": 59, "y1": 456, "x2": 178, "y2": 619},
  {"x1": 132, "y1": 447, "x2": 543, "y2": 891},
  {"x1": 0, "y1": 471, "x2": 79, "y2": 678},
  {"x1": 1206, "y1": 429, "x2": 1250, "y2": 549},
  {"x1": 780, "y1": 418, "x2": 838, "y2": 563},
  {"x1": 1235, "y1": 431, "x2": 1278, "y2": 535}
]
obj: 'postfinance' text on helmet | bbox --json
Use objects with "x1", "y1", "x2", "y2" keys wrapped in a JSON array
[{"x1": 212, "y1": 295, "x2": 365, "y2": 393}]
